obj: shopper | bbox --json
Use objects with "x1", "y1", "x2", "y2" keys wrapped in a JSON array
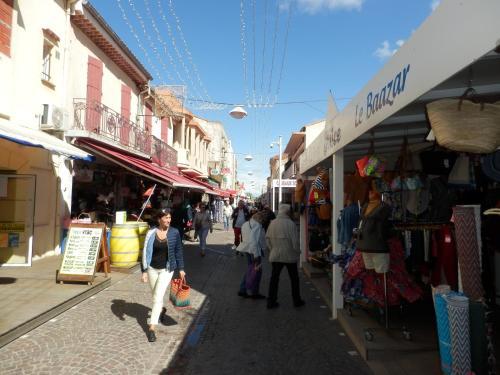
[
  {"x1": 141, "y1": 209, "x2": 185, "y2": 342},
  {"x1": 260, "y1": 204, "x2": 276, "y2": 232},
  {"x1": 231, "y1": 200, "x2": 250, "y2": 254},
  {"x1": 194, "y1": 203, "x2": 213, "y2": 257},
  {"x1": 237, "y1": 211, "x2": 267, "y2": 299},
  {"x1": 222, "y1": 199, "x2": 233, "y2": 231},
  {"x1": 266, "y1": 203, "x2": 304, "y2": 309}
]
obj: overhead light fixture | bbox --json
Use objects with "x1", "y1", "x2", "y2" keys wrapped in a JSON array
[
  {"x1": 244, "y1": 154, "x2": 253, "y2": 161},
  {"x1": 229, "y1": 106, "x2": 247, "y2": 119},
  {"x1": 248, "y1": 171, "x2": 253, "y2": 175}
]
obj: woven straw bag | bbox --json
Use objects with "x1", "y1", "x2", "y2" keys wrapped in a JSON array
[{"x1": 426, "y1": 89, "x2": 500, "y2": 154}]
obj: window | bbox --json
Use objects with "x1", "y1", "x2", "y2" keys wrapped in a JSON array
[
  {"x1": 41, "y1": 41, "x2": 53, "y2": 81},
  {"x1": 41, "y1": 28, "x2": 60, "y2": 86}
]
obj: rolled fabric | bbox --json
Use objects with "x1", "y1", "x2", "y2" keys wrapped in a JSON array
[
  {"x1": 446, "y1": 294, "x2": 471, "y2": 375},
  {"x1": 469, "y1": 301, "x2": 488, "y2": 375},
  {"x1": 434, "y1": 290, "x2": 453, "y2": 374},
  {"x1": 452, "y1": 206, "x2": 484, "y2": 300}
]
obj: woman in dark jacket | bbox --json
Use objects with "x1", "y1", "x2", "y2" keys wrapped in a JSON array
[{"x1": 141, "y1": 209, "x2": 185, "y2": 342}]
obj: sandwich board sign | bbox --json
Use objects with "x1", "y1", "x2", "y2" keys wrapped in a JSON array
[{"x1": 57, "y1": 223, "x2": 109, "y2": 285}]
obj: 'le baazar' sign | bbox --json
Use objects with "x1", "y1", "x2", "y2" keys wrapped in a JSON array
[{"x1": 354, "y1": 64, "x2": 410, "y2": 128}]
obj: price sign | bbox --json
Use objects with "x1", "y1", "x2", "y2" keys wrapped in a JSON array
[{"x1": 57, "y1": 223, "x2": 109, "y2": 284}]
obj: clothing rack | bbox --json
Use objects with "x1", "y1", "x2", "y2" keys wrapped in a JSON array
[{"x1": 392, "y1": 222, "x2": 451, "y2": 231}]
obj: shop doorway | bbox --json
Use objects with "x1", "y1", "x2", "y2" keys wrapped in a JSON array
[{"x1": 0, "y1": 175, "x2": 36, "y2": 267}]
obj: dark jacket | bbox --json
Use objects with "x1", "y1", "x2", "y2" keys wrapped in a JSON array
[
  {"x1": 141, "y1": 227, "x2": 184, "y2": 272},
  {"x1": 231, "y1": 206, "x2": 250, "y2": 228},
  {"x1": 356, "y1": 203, "x2": 392, "y2": 253}
]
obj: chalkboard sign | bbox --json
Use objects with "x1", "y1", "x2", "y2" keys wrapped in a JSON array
[{"x1": 57, "y1": 223, "x2": 109, "y2": 284}]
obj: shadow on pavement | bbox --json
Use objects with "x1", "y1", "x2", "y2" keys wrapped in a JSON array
[{"x1": 110, "y1": 299, "x2": 178, "y2": 336}]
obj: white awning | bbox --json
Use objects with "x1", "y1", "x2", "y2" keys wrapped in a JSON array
[
  {"x1": 300, "y1": 0, "x2": 500, "y2": 174},
  {"x1": 0, "y1": 122, "x2": 92, "y2": 160}
]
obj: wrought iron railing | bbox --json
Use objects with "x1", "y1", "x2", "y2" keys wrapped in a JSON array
[{"x1": 73, "y1": 99, "x2": 177, "y2": 167}]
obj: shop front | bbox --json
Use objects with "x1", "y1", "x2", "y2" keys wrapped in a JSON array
[
  {"x1": 300, "y1": 1, "x2": 500, "y2": 372},
  {"x1": 0, "y1": 122, "x2": 91, "y2": 266}
]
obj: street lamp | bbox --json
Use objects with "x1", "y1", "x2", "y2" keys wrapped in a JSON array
[
  {"x1": 270, "y1": 135, "x2": 282, "y2": 211},
  {"x1": 229, "y1": 106, "x2": 247, "y2": 119}
]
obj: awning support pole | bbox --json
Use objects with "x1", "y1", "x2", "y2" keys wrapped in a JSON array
[{"x1": 331, "y1": 150, "x2": 344, "y2": 319}]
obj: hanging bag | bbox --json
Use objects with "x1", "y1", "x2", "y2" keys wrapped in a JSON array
[
  {"x1": 169, "y1": 277, "x2": 191, "y2": 308},
  {"x1": 426, "y1": 88, "x2": 500, "y2": 154},
  {"x1": 447, "y1": 154, "x2": 473, "y2": 187}
]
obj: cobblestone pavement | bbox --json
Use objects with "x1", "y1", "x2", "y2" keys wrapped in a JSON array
[{"x1": 0, "y1": 223, "x2": 371, "y2": 375}]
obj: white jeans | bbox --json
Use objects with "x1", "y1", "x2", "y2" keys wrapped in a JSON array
[{"x1": 147, "y1": 267, "x2": 174, "y2": 325}]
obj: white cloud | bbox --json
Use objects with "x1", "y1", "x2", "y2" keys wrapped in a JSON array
[
  {"x1": 430, "y1": 0, "x2": 440, "y2": 11},
  {"x1": 295, "y1": 0, "x2": 364, "y2": 14},
  {"x1": 373, "y1": 39, "x2": 405, "y2": 61}
]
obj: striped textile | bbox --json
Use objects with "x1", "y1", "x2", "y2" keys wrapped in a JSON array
[
  {"x1": 452, "y1": 206, "x2": 484, "y2": 300},
  {"x1": 446, "y1": 294, "x2": 471, "y2": 375}
]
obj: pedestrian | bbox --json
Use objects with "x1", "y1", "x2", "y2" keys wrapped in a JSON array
[
  {"x1": 260, "y1": 204, "x2": 276, "y2": 232},
  {"x1": 237, "y1": 211, "x2": 267, "y2": 299},
  {"x1": 194, "y1": 203, "x2": 213, "y2": 257},
  {"x1": 231, "y1": 200, "x2": 250, "y2": 254},
  {"x1": 222, "y1": 199, "x2": 233, "y2": 231},
  {"x1": 192, "y1": 202, "x2": 201, "y2": 241},
  {"x1": 141, "y1": 209, "x2": 185, "y2": 342},
  {"x1": 265, "y1": 203, "x2": 305, "y2": 309}
]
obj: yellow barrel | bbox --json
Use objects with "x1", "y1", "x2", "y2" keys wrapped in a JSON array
[
  {"x1": 110, "y1": 222, "x2": 149, "y2": 267},
  {"x1": 137, "y1": 221, "x2": 148, "y2": 258}
]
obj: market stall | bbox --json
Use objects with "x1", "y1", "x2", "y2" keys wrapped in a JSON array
[{"x1": 299, "y1": 1, "x2": 500, "y2": 372}]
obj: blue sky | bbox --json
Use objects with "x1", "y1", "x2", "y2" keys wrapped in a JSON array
[{"x1": 90, "y1": 0, "x2": 441, "y2": 195}]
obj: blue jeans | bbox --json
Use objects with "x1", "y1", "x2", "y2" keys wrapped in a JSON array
[
  {"x1": 223, "y1": 216, "x2": 230, "y2": 231},
  {"x1": 199, "y1": 227, "x2": 209, "y2": 252},
  {"x1": 239, "y1": 253, "x2": 262, "y2": 295}
]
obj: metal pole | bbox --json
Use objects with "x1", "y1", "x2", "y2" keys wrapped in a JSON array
[{"x1": 278, "y1": 135, "x2": 282, "y2": 205}]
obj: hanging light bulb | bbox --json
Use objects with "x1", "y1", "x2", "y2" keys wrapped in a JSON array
[
  {"x1": 229, "y1": 106, "x2": 247, "y2": 119},
  {"x1": 244, "y1": 154, "x2": 253, "y2": 161}
]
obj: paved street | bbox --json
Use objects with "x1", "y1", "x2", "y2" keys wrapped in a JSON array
[{"x1": 0, "y1": 224, "x2": 371, "y2": 375}]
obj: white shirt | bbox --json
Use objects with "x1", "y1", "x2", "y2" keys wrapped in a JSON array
[{"x1": 223, "y1": 205, "x2": 233, "y2": 217}]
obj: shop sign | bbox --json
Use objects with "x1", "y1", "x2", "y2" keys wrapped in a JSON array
[
  {"x1": 354, "y1": 64, "x2": 410, "y2": 128},
  {"x1": 0, "y1": 222, "x2": 25, "y2": 232},
  {"x1": 221, "y1": 168, "x2": 231, "y2": 175},
  {"x1": 272, "y1": 179, "x2": 297, "y2": 188},
  {"x1": 210, "y1": 168, "x2": 220, "y2": 176}
]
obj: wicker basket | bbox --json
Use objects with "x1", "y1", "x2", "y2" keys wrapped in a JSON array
[{"x1": 426, "y1": 98, "x2": 500, "y2": 154}]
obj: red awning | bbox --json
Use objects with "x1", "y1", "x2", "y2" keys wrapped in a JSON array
[
  {"x1": 77, "y1": 140, "x2": 206, "y2": 191},
  {"x1": 181, "y1": 175, "x2": 221, "y2": 196}
]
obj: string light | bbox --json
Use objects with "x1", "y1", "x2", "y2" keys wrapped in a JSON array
[
  {"x1": 168, "y1": 0, "x2": 220, "y2": 110},
  {"x1": 240, "y1": 0, "x2": 250, "y2": 107},
  {"x1": 116, "y1": 0, "x2": 164, "y2": 83},
  {"x1": 156, "y1": 0, "x2": 207, "y2": 107}
]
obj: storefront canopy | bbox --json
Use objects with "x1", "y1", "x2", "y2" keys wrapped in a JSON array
[
  {"x1": 300, "y1": 0, "x2": 500, "y2": 174},
  {"x1": 0, "y1": 122, "x2": 92, "y2": 160},
  {"x1": 78, "y1": 139, "x2": 206, "y2": 191}
]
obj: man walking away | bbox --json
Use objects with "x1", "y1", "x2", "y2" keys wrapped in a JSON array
[
  {"x1": 231, "y1": 200, "x2": 250, "y2": 255},
  {"x1": 265, "y1": 203, "x2": 304, "y2": 309}
]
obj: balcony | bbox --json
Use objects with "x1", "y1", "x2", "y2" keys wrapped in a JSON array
[
  {"x1": 173, "y1": 146, "x2": 190, "y2": 167},
  {"x1": 70, "y1": 99, "x2": 177, "y2": 168}
]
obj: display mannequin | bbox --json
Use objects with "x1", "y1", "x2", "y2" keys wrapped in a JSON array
[
  {"x1": 357, "y1": 181, "x2": 392, "y2": 272},
  {"x1": 356, "y1": 180, "x2": 393, "y2": 330}
]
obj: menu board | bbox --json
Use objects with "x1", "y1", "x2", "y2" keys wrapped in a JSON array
[{"x1": 57, "y1": 223, "x2": 108, "y2": 283}]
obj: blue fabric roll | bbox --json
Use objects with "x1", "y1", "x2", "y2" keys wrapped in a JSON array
[{"x1": 434, "y1": 292, "x2": 453, "y2": 374}]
